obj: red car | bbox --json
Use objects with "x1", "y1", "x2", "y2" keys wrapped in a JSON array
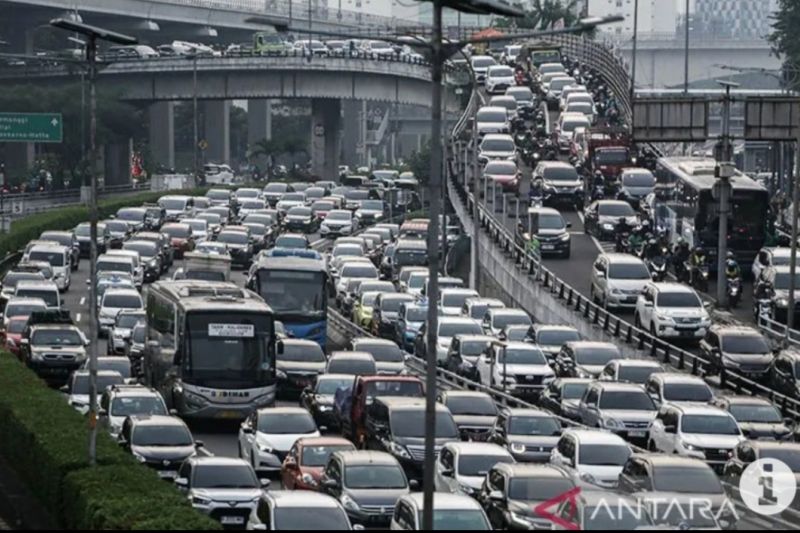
[
  {"x1": 483, "y1": 160, "x2": 521, "y2": 193},
  {"x1": 161, "y1": 223, "x2": 194, "y2": 259},
  {"x1": 2, "y1": 316, "x2": 29, "y2": 359},
  {"x1": 281, "y1": 437, "x2": 355, "y2": 491}
]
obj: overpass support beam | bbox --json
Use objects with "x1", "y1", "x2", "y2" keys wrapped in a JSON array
[
  {"x1": 310, "y1": 99, "x2": 341, "y2": 180},
  {"x1": 340, "y1": 100, "x2": 360, "y2": 171},
  {"x1": 203, "y1": 100, "x2": 230, "y2": 164},
  {"x1": 247, "y1": 99, "x2": 273, "y2": 147},
  {"x1": 148, "y1": 101, "x2": 175, "y2": 170}
]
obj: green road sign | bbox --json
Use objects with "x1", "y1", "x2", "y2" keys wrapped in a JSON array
[{"x1": 0, "y1": 112, "x2": 63, "y2": 143}]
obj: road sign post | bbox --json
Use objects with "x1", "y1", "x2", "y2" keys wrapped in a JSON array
[{"x1": 0, "y1": 113, "x2": 63, "y2": 143}]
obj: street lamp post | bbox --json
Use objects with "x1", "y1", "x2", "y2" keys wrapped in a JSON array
[
  {"x1": 191, "y1": 54, "x2": 199, "y2": 182},
  {"x1": 50, "y1": 18, "x2": 137, "y2": 466}
]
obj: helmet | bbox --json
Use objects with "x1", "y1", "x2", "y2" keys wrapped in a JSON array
[
  {"x1": 726, "y1": 259, "x2": 737, "y2": 268},
  {"x1": 694, "y1": 246, "x2": 704, "y2": 254},
  {"x1": 648, "y1": 238, "x2": 657, "y2": 246},
  {"x1": 726, "y1": 251, "x2": 735, "y2": 260},
  {"x1": 677, "y1": 237, "x2": 686, "y2": 246},
  {"x1": 641, "y1": 220, "x2": 651, "y2": 229}
]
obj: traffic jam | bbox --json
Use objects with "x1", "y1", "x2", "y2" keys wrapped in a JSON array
[{"x1": 1, "y1": 46, "x2": 799, "y2": 532}]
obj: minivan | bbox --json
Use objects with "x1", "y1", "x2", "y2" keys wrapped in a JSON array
[
  {"x1": 14, "y1": 280, "x2": 61, "y2": 311},
  {"x1": 27, "y1": 245, "x2": 71, "y2": 292}
]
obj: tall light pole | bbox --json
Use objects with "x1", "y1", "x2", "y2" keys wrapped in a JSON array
[
  {"x1": 191, "y1": 53, "x2": 199, "y2": 181},
  {"x1": 50, "y1": 18, "x2": 137, "y2": 466},
  {"x1": 684, "y1": 0, "x2": 690, "y2": 94},
  {"x1": 715, "y1": 80, "x2": 738, "y2": 308},
  {"x1": 630, "y1": 0, "x2": 638, "y2": 126}
]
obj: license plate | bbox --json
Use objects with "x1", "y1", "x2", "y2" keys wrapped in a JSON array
[
  {"x1": 628, "y1": 431, "x2": 646, "y2": 438},
  {"x1": 679, "y1": 330, "x2": 695, "y2": 337},
  {"x1": 158, "y1": 470, "x2": 177, "y2": 479},
  {"x1": 220, "y1": 516, "x2": 244, "y2": 525},
  {"x1": 217, "y1": 410, "x2": 241, "y2": 419},
  {"x1": 542, "y1": 244, "x2": 555, "y2": 250}
]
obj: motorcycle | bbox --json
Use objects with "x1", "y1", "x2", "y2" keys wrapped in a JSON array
[
  {"x1": 590, "y1": 184, "x2": 605, "y2": 202},
  {"x1": 647, "y1": 251, "x2": 670, "y2": 282},
  {"x1": 615, "y1": 230, "x2": 631, "y2": 253},
  {"x1": 727, "y1": 276, "x2": 742, "y2": 307},
  {"x1": 687, "y1": 262, "x2": 710, "y2": 292}
]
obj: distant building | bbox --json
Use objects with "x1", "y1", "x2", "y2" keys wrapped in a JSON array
[
  {"x1": 694, "y1": 0, "x2": 779, "y2": 40},
  {"x1": 587, "y1": 0, "x2": 677, "y2": 36}
]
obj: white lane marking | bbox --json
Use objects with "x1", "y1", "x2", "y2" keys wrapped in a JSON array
[
  {"x1": 80, "y1": 297, "x2": 86, "y2": 305},
  {"x1": 76, "y1": 313, "x2": 81, "y2": 323},
  {"x1": 576, "y1": 210, "x2": 605, "y2": 252}
]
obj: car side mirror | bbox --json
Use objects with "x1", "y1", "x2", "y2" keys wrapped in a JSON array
[
  {"x1": 20, "y1": 339, "x2": 29, "y2": 346},
  {"x1": 784, "y1": 417, "x2": 794, "y2": 427},
  {"x1": 322, "y1": 478, "x2": 338, "y2": 489},
  {"x1": 664, "y1": 425, "x2": 676, "y2": 434},
  {"x1": 59, "y1": 384, "x2": 69, "y2": 393},
  {"x1": 242, "y1": 425, "x2": 254, "y2": 434},
  {"x1": 174, "y1": 477, "x2": 189, "y2": 488},
  {"x1": 353, "y1": 525, "x2": 365, "y2": 531},
  {"x1": 409, "y1": 479, "x2": 420, "y2": 491},
  {"x1": 194, "y1": 440, "x2": 204, "y2": 448},
  {"x1": 260, "y1": 479, "x2": 271, "y2": 488},
  {"x1": 441, "y1": 468, "x2": 454, "y2": 478},
  {"x1": 644, "y1": 301, "x2": 653, "y2": 308},
  {"x1": 489, "y1": 490, "x2": 504, "y2": 502},
  {"x1": 98, "y1": 408, "x2": 107, "y2": 417}
]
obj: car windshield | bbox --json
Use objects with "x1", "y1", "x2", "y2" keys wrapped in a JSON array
[
  {"x1": 160, "y1": 198, "x2": 188, "y2": 210},
  {"x1": 721, "y1": 334, "x2": 770, "y2": 354},
  {"x1": 419, "y1": 510, "x2": 488, "y2": 531},
  {"x1": 132, "y1": 327, "x2": 145, "y2": 343},
  {"x1": 509, "y1": 477, "x2": 574, "y2": 501},
  {"x1": 445, "y1": 395, "x2": 496, "y2": 416},
  {"x1": 103, "y1": 294, "x2": 142, "y2": 308},
  {"x1": 681, "y1": 414, "x2": 739, "y2": 435},
  {"x1": 622, "y1": 172, "x2": 655, "y2": 187},
  {"x1": 657, "y1": 292, "x2": 701, "y2": 308},
  {"x1": 185, "y1": 221, "x2": 206, "y2": 233},
  {"x1": 598, "y1": 203, "x2": 635, "y2": 217},
  {"x1": 118, "y1": 209, "x2": 144, "y2": 221},
  {"x1": 729, "y1": 404, "x2": 782, "y2": 423},
  {"x1": 472, "y1": 57, "x2": 496, "y2": 68},
  {"x1": 579, "y1": 444, "x2": 630, "y2": 466},
  {"x1": 3, "y1": 272, "x2": 44, "y2": 288},
  {"x1": 761, "y1": 449, "x2": 800, "y2": 472},
  {"x1": 274, "y1": 507, "x2": 350, "y2": 531},
  {"x1": 499, "y1": 347, "x2": 547, "y2": 365},
  {"x1": 482, "y1": 139, "x2": 515, "y2": 152},
  {"x1": 567, "y1": 103, "x2": 593, "y2": 114},
  {"x1": 163, "y1": 225, "x2": 190, "y2": 238},
  {"x1": 218, "y1": 232, "x2": 249, "y2": 245},
  {"x1": 327, "y1": 211, "x2": 351, "y2": 221},
  {"x1": 100, "y1": 361, "x2": 130, "y2": 377},
  {"x1": 477, "y1": 109, "x2": 507, "y2": 123},
  {"x1": 651, "y1": 465, "x2": 722, "y2": 493},
  {"x1": 507, "y1": 88, "x2": 533, "y2": 102},
  {"x1": 484, "y1": 162, "x2": 517, "y2": 175},
  {"x1": 206, "y1": 190, "x2": 230, "y2": 200},
  {"x1": 491, "y1": 312, "x2": 531, "y2": 329},
  {"x1": 561, "y1": 119, "x2": 588, "y2": 132},
  {"x1": 333, "y1": 245, "x2": 363, "y2": 258},
  {"x1": 360, "y1": 293, "x2": 378, "y2": 307},
  {"x1": 442, "y1": 292, "x2": 476, "y2": 308},
  {"x1": 575, "y1": 347, "x2": 620, "y2": 366},
  {"x1": 132, "y1": 424, "x2": 192, "y2": 446},
  {"x1": 562, "y1": 382, "x2": 590, "y2": 400},
  {"x1": 328, "y1": 358, "x2": 375, "y2": 375},
  {"x1": 300, "y1": 444, "x2": 353, "y2": 467},
  {"x1": 106, "y1": 221, "x2": 129, "y2": 232},
  {"x1": 71, "y1": 373, "x2": 123, "y2": 395},
  {"x1": 341, "y1": 264, "x2": 377, "y2": 278},
  {"x1": 236, "y1": 189, "x2": 259, "y2": 198},
  {"x1": 274, "y1": 236, "x2": 306, "y2": 248},
  {"x1": 380, "y1": 296, "x2": 413, "y2": 313},
  {"x1": 257, "y1": 412, "x2": 316, "y2": 434},
  {"x1": 356, "y1": 343, "x2": 403, "y2": 363},
  {"x1": 583, "y1": 503, "x2": 651, "y2": 530},
  {"x1": 595, "y1": 149, "x2": 630, "y2": 165},
  {"x1": 652, "y1": 504, "x2": 718, "y2": 529},
  {"x1": 458, "y1": 454, "x2": 513, "y2": 477},
  {"x1": 538, "y1": 329, "x2": 580, "y2": 346},
  {"x1": 608, "y1": 263, "x2": 650, "y2": 280},
  {"x1": 663, "y1": 383, "x2": 713, "y2": 402},
  {"x1": 460, "y1": 339, "x2": 490, "y2": 356},
  {"x1": 265, "y1": 183, "x2": 288, "y2": 193},
  {"x1": 439, "y1": 321, "x2": 483, "y2": 337},
  {"x1": 599, "y1": 390, "x2": 654, "y2": 410},
  {"x1": 538, "y1": 214, "x2": 566, "y2": 230},
  {"x1": 240, "y1": 200, "x2": 264, "y2": 209},
  {"x1": 111, "y1": 396, "x2": 166, "y2": 417},
  {"x1": 396, "y1": 248, "x2": 428, "y2": 267},
  {"x1": 32, "y1": 329, "x2": 82, "y2": 346},
  {"x1": 316, "y1": 377, "x2": 354, "y2": 395},
  {"x1": 192, "y1": 464, "x2": 258, "y2": 489},
  {"x1": 6, "y1": 302, "x2": 45, "y2": 317},
  {"x1": 280, "y1": 343, "x2": 326, "y2": 363},
  {"x1": 124, "y1": 243, "x2": 157, "y2": 258},
  {"x1": 15, "y1": 289, "x2": 58, "y2": 308},
  {"x1": 360, "y1": 200, "x2": 383, "y2": 211},
  {"x1": 312, "y1": 201, "x2": 334, "y2": 212},
  {"x1": 617, "y1": 365, "x2": 660, "y2": 384},
  {"x1": 7, "y1": 318, "x2": 28, "y2": 333},
  {"x1": 345, "y1": 465, "x2": 406, "y2": 489},
  {"x1": 509, "y1": 415, "x2": 561, "y2": 436},
  {"x1": 245, "y1": 224, "x2": 266, "y2": 236},
  {"x1": 390, "y1": 410, "x2": 458, "y2": 439},
  {"x1": 405, "y1": 307, "x2": 428, "y2": 322},
  {"x1": 543, "y1": 167, "x2": 579, "y2": 181},
  {"x1": 198, "y1": 214, "x2": 221, "y2": 224},
  {"x1": 97, "y1": 261, "x2": 133, "y2": 274},
  {"x1": 75, "y1": 225, "x2": 92, "y2": 237},
  {"x1": 344, "y1": 190, "x2": 369, "y2": 201},
  {"x1": 288, "y1": 207, "x2": 311, "y2": 217},
  {"x1": 28, "y1": 250, "x2": 65, "y2": 266},
  {"x1": 490, "y1": 67, "x2": 513, "y2": 77}
]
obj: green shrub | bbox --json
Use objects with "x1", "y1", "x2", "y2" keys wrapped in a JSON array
[{"x1": 0, "y1": 353, "x2": 218, "y2": 530}]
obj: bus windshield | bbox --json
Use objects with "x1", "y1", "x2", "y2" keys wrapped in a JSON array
[
  {"x1": 257, "y1": 269, "x2": 326, "y2": 318},
  {"x1": 184, "y1": 311, "x2": 273, "y2": 389}
]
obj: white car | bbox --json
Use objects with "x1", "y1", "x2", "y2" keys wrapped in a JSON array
[
  {"x1": 320, "y1": 210, "x2": 358, "y2": 237},
  {"x1": 14, "y1": 280, "x2": 61, "y2": 311},
  {"x1": 558, "y1": 85, "x2": 589, "y2": 110},
  {"x1": 439, "y1": 288, "x2": 479, "y2": 316},
  {"x1": 26, "y1": 244, "x2": 71, "y2": 291},
  {"x1": 65, "y1": 369, "x2": 124, "y2": 414},
  {"x1": 478, "y1": 134, "x2": 517, "y2": 164},
  {"x1": 98, "y1": 287, "x2": 143, "y2": 335},
  {"x1": 390, "y1": 492, "x2": 491, "y2": 530},
  {"x1": 482, "y1": 308, "x2": 532, "y2": 337},
  {"x1": 545, "y1": 76, "x2": 577, "y2": 101},
  {"x1": 476, "y1": 341, "x2": 555, "y2": 395},
  {"x1": 644, "y1": 372, "x2": 715, "y2": 407},
  {"x1": 182, "y1": 218, "x2": 209, "y2": 243},
  {"x1": 549, "y1": 429, "x2": 631, "y2": 489},
  {"x1": 555, "y1": 112, "x2": 590, "y2": 153},
  {"x1": 237, "y1": 198, "x2": 267, "y2": 219},
  {"x1": 648, "y1": 404, "x2": 744, "y2": 472},
  {"x1": 471, "y1": 54, "x2": 497, "y2": 83},
  {"x1": 431, "y1": 317, "x2": 484, "y2": 363},
  {"x1": 635, "y1": 283, "x2": 711, "y2": 340},
  {"x1": 590, "y1": 253, "x2": 651, "y2": 310},
  {"x1": 475, "y1": 106, "x2": 510, "y2": 136},
  {"x1": 238, "y1": 407, "x2": 320, "y2": 473},
  {"x1": 598, "y1": 359, "x2": 664, "y2": 385},
  {"x1": 577, "y1": 382, "x2": 657, "y2": 440},
  {"x1": 105, "y1": 250, "x2": 144, "y2": 289},
  {"x1": 434, "y1": 442, "x2": 514, "y2": 496},
  {"x1": 485, "y1": 65, "x2": 515, "y2": 95}
]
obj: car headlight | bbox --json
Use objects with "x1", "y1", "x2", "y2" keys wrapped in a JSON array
[
  {"x1": 559, "y1": 233, "x2": 571, "y2": 241},
  {"x1": 301, "y1": 473, "x2": 318, "y2": 487},
  {"x1": 682, "y1": 442, "x2": 702, "y2": 453},
  {"x1": 602, "y1": 417, "x2": 624, "y2": 430},
  {"x1": 656, "y1": 313, "x2": 673, "y2": 322},
  {"x1": 509, "y1": 513, "x2": 536, "y2": 527},
  {"x1": 133, "y1": 452, "x2": 147, "y2": 463},
  {"x1": 579, "y1": 471, "x2": 596, "y2": 484},
  {"x1": 602, "y1": 223, "x2": 614, "y2": 231},
  {"x1": 388, "y1": 441, "x2": 411, "y2": 459},
  {"x1": 318, "y1": 405, "x2": 332, "y2": 412},
  {"x1": 276, "y1": 369, "x2": 287, "y2": 379},
  {"x1": 258, "y1": 443, "x2": 274, "y2": 454},
  {"x1": 510, "y1": 442, "x2": 526, "y2": 454},
  {"x1": 192, "y1": 495, "x2": 212, "y2": 506},
  {"x1": 611, "y1": 288, "x2": 623, "y2": 295},
  {"x1": 183, "y1": 390, "x2": 209, "y2": 408},
  {"x1": 341, "y1": 494, "x2": 360, "y2": 512}
]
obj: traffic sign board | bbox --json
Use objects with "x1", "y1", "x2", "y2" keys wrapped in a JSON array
[
  {"x1": 11, "y1": 198, "x2": 24, "y2": 216},
  {"x1": 0, "y1": 113, "x2": 63, "y2": 143}
]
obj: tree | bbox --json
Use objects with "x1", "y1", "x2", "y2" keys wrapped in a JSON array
[
  {"x1": 405, "y1": 140, "x2": 431, "y2": 186},
  {"x1": 494, "y1": 0, "x2": 579, "y2": 31},
  {"x1": 769, "y1": 0, "x2": 800, "y2": 90}
]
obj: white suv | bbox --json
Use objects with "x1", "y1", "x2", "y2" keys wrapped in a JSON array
[
  {"x1": 476, "y1": 341, "x2": 555, "y2": 396},
  {"x1": 648, "y1": 404, "x2": 744, "y2": 473},
  {"x1": 549, "y1": 429, "x2": 631, "y2": 488},
  {"x1": 590, "y1": 253, "x2": 651, "y2": 310},
  {"x1": 634, "y1": 282, "x2": 711, "y2": 340},
  {"x1": 485, "y1": 65, "x2": 515, "y2": 94}
]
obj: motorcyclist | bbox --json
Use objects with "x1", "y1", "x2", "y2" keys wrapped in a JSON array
[
  {"x1": 529, "y1": 180, "x2": 545, "y2": 205},
  {"x1": 724, "y1": 253, "x2": 741, "y2": 280},
  {"x1": 688, "y1": 246, "x2": 707, "y2": 285},
  {"x1": 627, "y1": 226, "x2": 646, "y2": 253},
  {"x1": 639, "y1": 219, "x2": 654, "y2": 241},
  {"x1": 615, "y1": 216, "x2": 632, "y2": 235},
  {"x1": 592, "y1": 170, "x2": 605, "y2": 189},
  {"x1": 673, "y1": 238, "x2": 690, "y2": 276},
  {"x1": 643, "y1": 238, "x2": 661, "y2": 260}
]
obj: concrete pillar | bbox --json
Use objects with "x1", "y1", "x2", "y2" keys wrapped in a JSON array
[
  {"x1": 103, "y1": 139, "x2": 132, "y2": 186},
  {"x1": 148, "y1": 101, "x2": 175, "y2": 170},
  {"x1": 1, "y1": 143, "x2": 34, "y2": 180},
  {"x1": 202, "y1": 100, "x2": 230, "y2": 164},
  {"x1": 340, "y1": 100, "x2": 359, "y2": 170},
  {"x1": 310, "y1": 99, "x2": 341, "y2": 180},
  {"x1": 247, "y1": 99, "x2": 273, "y2": 148}
]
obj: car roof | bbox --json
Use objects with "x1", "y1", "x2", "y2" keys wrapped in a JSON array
[
  {"x1": 255, "y1": 406, "x2": 310, "y2": 416},
  {"x1": 708, "y1": 324, "x2": 762, "y2": 336},
  {"x1": 591, "y1": 381, "x2": 647, "y2": 393},
  {"x1": 329, "y1": 351, "x2": 374, "y2": 361},
  {"x1": 15, "y1": 280, "x2": 58, "y2": 290},
  {"x1": 503, "y1": 407, "x2": 554, "y2": 418},
  {"x1": 672, "y1": 404, "x2": 730, "y2": 417},
  {"x1": 267, "y1": 491, "x2": 341, "y2": 508},
  {"x1": 612, "y1": 359, "x2": 662, "y2": 368},
  {"x1": 103, "y1": 288, "x2": 140, "y2": 296},
  {"x1": 336, "y1": 450, "x2": 398, "y2": 466},
  {"x1": 189, "y1": 456, "x2": 249, "y2": 467},
  {"x1": 440, "y1": 390, "x2": 493, "y2": 401},
  {"x1": 750, "y1": 440, "x2": 800, "y2": 453},
  {"x1": 527, "y1": 206, "x2": 562, "y2": 217},
  {"x1": 650, "y1": 372, "x2": 706, "y2": 384},
  {"x1": 495, "y1": 463, "x2": 572, "y2": 479},
  {"x1": 444, "y1": 442, "x2": 509, "y2": 456},
  {"x1": 481, "y1": 133, "x2": 514, "y2": 141},
  {"x1": 537, "y1": 161, "x2": 574, "y2": 169},
  {"x1": 403, "y1": 492, "x2": 483, "y2": 511},
  {"x1": 565, "y1": 341, "x2": 618, "y2": 350},
  {"x1": 631, "y1": 453, "x2": 713, "y2": 469},
  {"x1": 649, "y1": 282, "x2": 696, "y2": 294},
  {"x1": 718, "y1": 395, "x2": 774, "y2": 406},
  {"x1": 566, "y1": 429, "x2": 629, "y2": 445},
  {"x1": 352, "y1": 337, "x2": 397, "y2": 347},
  {"x1": 601, "y1": 252, "x2": 646, "y2": 264},
  {"x1": 129, "y1": 414, "x2": 185, "y2": 426}
]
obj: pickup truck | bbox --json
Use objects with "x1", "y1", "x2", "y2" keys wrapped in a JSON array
[{"x1": 334, "y1": 375, "x2": 424, "y2": 445}]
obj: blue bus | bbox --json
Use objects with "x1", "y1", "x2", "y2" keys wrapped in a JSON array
[
  {"x1": 247, "y1": 255, "x2": 328, "y2": 347},
  {"x1": 652, "y1": 157, "x2": 770, "y2": 269}
]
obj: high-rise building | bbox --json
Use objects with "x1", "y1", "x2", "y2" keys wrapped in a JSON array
[
  {"x1": 587, "y1": 0, "x2": 678, "y2": 35},
  {"x1": 694, "y1": 0, "x2": 779, "y2": 39}
]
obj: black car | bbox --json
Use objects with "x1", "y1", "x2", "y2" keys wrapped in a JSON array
[
  {"x1": 300, "y1": 374, "x2": 354, "y2": 430},
  {"x1": 216, "y1": 229, "x2": 253, "y2": 267},
  {"x1": 118, "y1": 415, "x2": 201, "y2": 480},
  {"x1": 443, "y1": 334, "x2": 494, "y2": 381},
  {"x1": 370, "y1": 293, "x2": 415, "y2": 339},
  {"x1": 276, "y1": 339, "x2": 327, "y2": 395},
  {"x1": 477, "y1": 463, "x2": 576, "y2": 530},
  {"x1": 538, "y1": 378, "x2": 593, "y2": 421},
  {"x1": 582, "y1": 200, "x2": 639, "y2": 241},
  {"x1": 284, "y1": 206, "x2": 318, "y2": 233},
  {"x1": 436, "y1": 390, "x2": 497, "y2": 442},
  {"x1": 700, "y1": 325, "x2": 774, "y2": 379},
  {"x1": 711, "y1": 396, "x2": 793, "y2": 441},
  {"x1": 486, "y1": 408, "x2": 562, "y2": 463},
  {"x1": 769, "y1": 349, "x2": 800, "y2": 400}
]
